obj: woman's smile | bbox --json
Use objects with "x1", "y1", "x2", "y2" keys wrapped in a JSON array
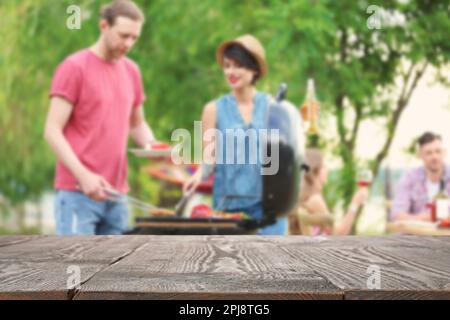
[{"x1": 228, "y1": 75, "x2": 239, "y2": 85}]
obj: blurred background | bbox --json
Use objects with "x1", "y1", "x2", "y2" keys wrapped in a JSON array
[{"x1": 0, "y1": 0, "x2": 449, "y2": 235}]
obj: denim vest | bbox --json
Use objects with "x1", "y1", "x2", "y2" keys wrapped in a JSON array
[{"x1": 213, "y1": 92, "x2": 269, "y2": 216}]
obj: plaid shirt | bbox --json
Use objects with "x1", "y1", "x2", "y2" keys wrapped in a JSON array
[{"x1": 391, "y1": 165, "x2": 450, "y2": 220}]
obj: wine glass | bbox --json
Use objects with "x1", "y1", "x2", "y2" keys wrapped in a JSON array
[
  {"x1": 357, "y1": 169, "x2": 373, "y2": 188},
  {"x1": 357, "y1": 169, "x2": 373, "y2": 206}
]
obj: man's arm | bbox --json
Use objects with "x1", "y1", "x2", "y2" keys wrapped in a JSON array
[
  {"x1": 44, "y1": 96, "x2": 110, "y2": 200},
  {"x1": 129, "y1": 105, "x2": 156, "y2": 148},
  {"x1": 182, "y1": 101, "x2": 216, "y2": 194}
]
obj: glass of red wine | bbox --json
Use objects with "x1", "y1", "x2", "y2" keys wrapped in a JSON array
[
  {"x1": 357, "y1": 169, "x2": 372, "y2": 205},
  {"x1": 357, "y1": 169, "x2": 373, "y2": 188}
]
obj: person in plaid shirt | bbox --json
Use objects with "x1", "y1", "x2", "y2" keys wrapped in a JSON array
[{"x1": 391, "y1": 132, "x2": 450, "y2": 221}]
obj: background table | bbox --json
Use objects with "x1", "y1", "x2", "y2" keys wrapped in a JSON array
[
  {"x1": 386, "y1": 221, "x2": 450, "y2": 236},
  {"x1": 0, "y1": 235, "x2": 449, "y2": 299}
]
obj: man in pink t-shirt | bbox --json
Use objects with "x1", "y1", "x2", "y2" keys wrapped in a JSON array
[{"x1": 44, "y1": 1, "x2": 158, "y2": 235}]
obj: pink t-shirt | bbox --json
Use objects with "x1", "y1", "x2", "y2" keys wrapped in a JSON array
[{"x1": 49, "y1": 49, "x2": 145, "y2": 193}]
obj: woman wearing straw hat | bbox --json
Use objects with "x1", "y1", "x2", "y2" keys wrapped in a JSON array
[{"x1": 183, "y1": 34, "x2": 288, "y2": 235}]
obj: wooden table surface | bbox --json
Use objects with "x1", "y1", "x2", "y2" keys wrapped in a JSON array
[{"x1": 0, "y1": 235, "x2": 449, "y2": 300}]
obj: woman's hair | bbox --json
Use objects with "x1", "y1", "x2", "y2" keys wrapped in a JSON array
[
  {"x1": 223, "y1": 44, "x2": 261, "y2": 84},
  {"x1": 299, "y1": 148, "x2": 325, "y2": 204}
]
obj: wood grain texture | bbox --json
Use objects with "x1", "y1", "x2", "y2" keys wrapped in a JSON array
[
  {"x1": 1, "y1": 235, "x2": 449, "y2": 300},
  {"x1": 0, "y1": 236, "x2": 148, "y2": 299},
  {"x1": 0, "y1": 236, "x2": 35, "y2": 248},
  {"x1": 271, "y1": 235, "x2": 450, "y2": 299},
  {"x1": 76, "y1": 236, "x2": 341, "y2": 300}
]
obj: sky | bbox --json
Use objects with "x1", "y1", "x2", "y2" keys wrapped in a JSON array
[
  {"x1": 317, "y1": 65, "x2": 450, "y2": 170},
  {"x1": 380, "y1": 66, "x2": 450, "y2": 168}
]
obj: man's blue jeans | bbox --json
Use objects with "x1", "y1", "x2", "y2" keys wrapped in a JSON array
[{"x1": 54, "y1": 190, "x2": 129, "y2": 235}]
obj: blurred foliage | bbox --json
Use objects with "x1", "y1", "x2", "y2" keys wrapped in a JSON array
[
  {"x1": 0, "y1": 0, "x2": 449, "y2": 219},
  {"x1": 0, "y1": 226, "x2": 41, "y2": 235}
]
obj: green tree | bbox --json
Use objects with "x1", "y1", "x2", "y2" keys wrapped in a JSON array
[{"x1": 324, "y1": 1, "x2": 449, "y2": 206}]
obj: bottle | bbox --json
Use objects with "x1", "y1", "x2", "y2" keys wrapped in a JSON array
[
  {"x1": 435, "y1": 179, "x2": 450, "y2": 221},
  {"x1": 300, "y1": 79, "x2": 320, "y2": 135}
]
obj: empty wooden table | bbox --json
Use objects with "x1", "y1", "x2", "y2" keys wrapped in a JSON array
[{"x1": 0, "y1": 235, "x2": 449, "y2": 300}]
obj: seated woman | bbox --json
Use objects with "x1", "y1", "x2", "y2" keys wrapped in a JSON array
[
  {"x1": 289, "y1": 148, "x2": 368, "y2": 235},
  {"x1": 183, "y1": 34, "x2": 288, "y2": 235}
]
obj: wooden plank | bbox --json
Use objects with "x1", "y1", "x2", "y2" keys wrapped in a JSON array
[
  {"x1": 274, "y1": 235, "x2": 450, "y2": 299},
  {"x1": 0, "y1": 236, "x2": 148, "y2": 300},
  {"x1": 76, "y1": 236, "x2": 342, "y2": 300},
  {"x1": 0, "y1": 236, "x2": 36, "y2": 248},
  {"x1": 2, "y1": 235, "x2": 449, "y2": 300}
]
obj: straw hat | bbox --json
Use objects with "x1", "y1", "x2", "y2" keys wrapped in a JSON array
[{"x1": 216, "y1": 34, "x2": 267, "y2": 79}]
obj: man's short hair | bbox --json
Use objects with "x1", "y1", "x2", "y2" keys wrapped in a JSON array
[
  {"x1": 417, "y1": 132, "x2": 442, "y2": 148},
  {"x1": 100, "y1": 0, "x2": 145, "y2": 26}
]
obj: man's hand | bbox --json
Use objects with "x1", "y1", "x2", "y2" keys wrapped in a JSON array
[{"x1": 78, "y1": 170, "x2": 111, "y2": 201}]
